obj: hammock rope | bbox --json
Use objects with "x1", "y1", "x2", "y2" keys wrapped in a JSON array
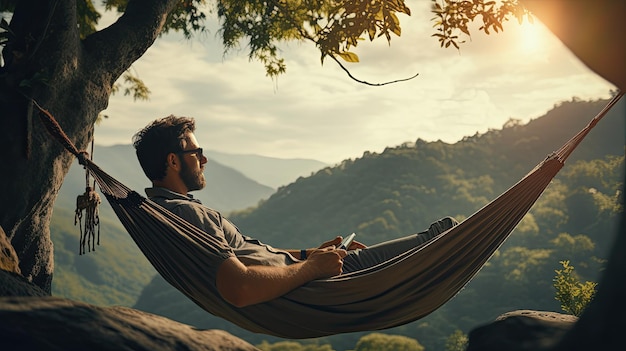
[
  {"x1": 33, "y1": 92, "x2": 623, "y2": 338},
  {"x1": 554, "y1": 92, "x2": 623, "y2": 161}
]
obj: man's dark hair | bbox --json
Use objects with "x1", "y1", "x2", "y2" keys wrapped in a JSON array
[{"x1": 132, "y1": 115, "x2": 196, "y2": 181}]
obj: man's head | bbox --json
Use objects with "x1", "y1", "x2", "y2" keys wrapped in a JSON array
[{"x1": 133, "y1": 115, "x2": 207, "y2": 193}]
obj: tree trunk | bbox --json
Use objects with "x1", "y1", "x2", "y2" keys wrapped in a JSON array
[{"x1": 0, "y1": 0, "x2": 178, "y2": 293}]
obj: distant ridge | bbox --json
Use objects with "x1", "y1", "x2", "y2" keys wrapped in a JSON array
[
  {"x1": 204, "y1": 150, "x2": 329, "y2": 189},
  {"x1": 57, "y1": 144, "x2": 327, "y2": 213}
]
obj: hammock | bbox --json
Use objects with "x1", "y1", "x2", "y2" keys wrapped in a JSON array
[{"x1": 37, "y1": 92, "x2": 623, "y2": 339}]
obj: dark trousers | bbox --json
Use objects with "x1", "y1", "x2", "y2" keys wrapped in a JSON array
[{"x1": 342, "y1": 216, "x2": 459, "y2": 273}]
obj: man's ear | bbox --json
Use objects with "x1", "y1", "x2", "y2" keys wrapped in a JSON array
[{"x1": 166, "y1": 153, "x2": 180, "y2": 170}]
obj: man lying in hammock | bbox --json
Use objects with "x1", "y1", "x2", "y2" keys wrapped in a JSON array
[{"x1": 132, "y1": 115, "x2": 458, "y2": 308}]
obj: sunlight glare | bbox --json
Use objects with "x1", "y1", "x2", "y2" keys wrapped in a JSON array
[{"x1": 518, "y1": 20, "x2": 543, "y2": 54}]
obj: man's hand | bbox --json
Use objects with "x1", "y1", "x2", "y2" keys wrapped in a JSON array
[
  {"x1": 318, "y1": 236, "x2": 367, "y2": 251},
  {"x1": 304, "y1": 246, "x2": 348, "y2": 278}
]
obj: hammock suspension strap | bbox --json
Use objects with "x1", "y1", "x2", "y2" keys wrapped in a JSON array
[{"x1": 33, "y1": 100, "x2": 102, "y2": 254}]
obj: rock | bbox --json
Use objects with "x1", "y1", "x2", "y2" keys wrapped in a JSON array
[
  {"x1": 0, "y1": 226, "x2": 20, "y2": 274},
  {"x1": 0, "y1": 227, "x2": 48, "y2": 297},
  {"x1": 467, "y1": 310, "x2": 577, "y2": 351},
  {"x1": 0, "y1": 270, "x2": 48, "y2": 297},
  {"x1": 0, "y1": 294, "x2": 260, "y2": 351},
  {"x1": 0, "y1": 268, "x2": 258, "y2": 351}
]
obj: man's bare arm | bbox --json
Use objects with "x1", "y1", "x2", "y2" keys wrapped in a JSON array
[{"x1": 216, "y1": 247, "x2": 347, "y2": 307}]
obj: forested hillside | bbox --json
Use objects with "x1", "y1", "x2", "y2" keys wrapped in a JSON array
[
  {"x1": 132, "y1": 97, "x2": 624, "y2": 351},
  {"x1": 230, "y1": 98, "x2": 623, "y2": 249}
]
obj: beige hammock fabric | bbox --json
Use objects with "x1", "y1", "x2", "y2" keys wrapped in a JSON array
[{"x1": 37, "y1": 92, "x2": 622, "y2": 339}]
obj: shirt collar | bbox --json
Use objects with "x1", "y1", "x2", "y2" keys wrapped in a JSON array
[{"x1": 145, "y1": 187, "x2": 203, "y2": 204}]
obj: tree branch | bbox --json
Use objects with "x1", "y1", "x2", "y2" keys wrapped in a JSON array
[
  {"x1": 268, "y1": 0, "x2": 418, "y2": 86},
  {"x1": 81, "y1": 0, "x2": 180, "y2": 87},
  {"x1": 328, "y1": 54, "x2": 419, "y2": 86}
]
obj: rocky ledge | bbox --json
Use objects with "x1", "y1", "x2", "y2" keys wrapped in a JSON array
[
  {"x1": 0, "y1": 291, "x2": 258, "y2": 351},
  {"x1": 1, "y1": 227, "x2": 257, "y2": 351}
]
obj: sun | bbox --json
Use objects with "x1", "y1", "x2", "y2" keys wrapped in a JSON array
[{"x1": 518, "y1": 20, "x2": 544, "y2": 54}]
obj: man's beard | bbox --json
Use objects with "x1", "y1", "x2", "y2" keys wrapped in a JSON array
[{"x1": 180, "y1": 160, "x2": 205, "y2": 192}]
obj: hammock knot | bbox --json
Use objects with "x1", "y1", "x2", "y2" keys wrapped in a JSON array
[
  {"x1": 76, "y1": 151, "x2": 90, "y2": 166},
  {"x1": 122, "y1": 190, "x2": 146, "y2": 208}
]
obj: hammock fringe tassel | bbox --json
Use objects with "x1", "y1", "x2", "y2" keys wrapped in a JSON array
[{"x1": 75, "y1": 186, "x2": 101, "y2": 255}]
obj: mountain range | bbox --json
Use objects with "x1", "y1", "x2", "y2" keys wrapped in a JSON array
[{"x1": 56, "y1": 145, "x2": 328, "y2": 213}]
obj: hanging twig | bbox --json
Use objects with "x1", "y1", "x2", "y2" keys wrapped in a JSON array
[{"x1": 327, "y1": 54, "x2": 419, "y2": 86}]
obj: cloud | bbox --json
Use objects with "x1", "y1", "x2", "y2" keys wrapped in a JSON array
[{"x1": 97, "y1": 4, "x2": 615, "y2": 164}]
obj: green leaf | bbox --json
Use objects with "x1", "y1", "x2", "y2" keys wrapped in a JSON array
[
  {"x1": 389, "y1": 12, "x2": 401, "y2": 36},
  {"x1": 337, "y1": 51, "x2": 359, "y2": 63},
  {"x1": 368, "y1": 25, "x2": 376, "y2": 41}
]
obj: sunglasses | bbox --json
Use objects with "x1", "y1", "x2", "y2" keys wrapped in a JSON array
[{"x1": 177, "y1": 147, "x2": 203, "y2": 158}]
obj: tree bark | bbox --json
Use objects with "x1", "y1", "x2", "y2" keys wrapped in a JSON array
[{"x1": 0, "y1": 0, "x2": 179, "y2": 292}]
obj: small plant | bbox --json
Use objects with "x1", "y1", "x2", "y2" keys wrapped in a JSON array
[
  {"x1": 553, "y1": 260, "x2": 597, "y2": 316},
  {"x1": 445, "y1": 329, "x2": 468, "y2": 351}
]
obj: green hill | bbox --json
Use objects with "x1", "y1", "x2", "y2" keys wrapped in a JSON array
[{"x1": 132, "y1": 97, "x2": 624, "y2": 350}]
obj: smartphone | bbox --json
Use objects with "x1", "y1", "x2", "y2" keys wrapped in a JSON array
[{"x1": 339, "y1": 233, "x2": 356, "y2": 250}]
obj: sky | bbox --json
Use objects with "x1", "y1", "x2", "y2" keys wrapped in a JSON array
[{"x1": 96, "y1": 2, "x2": 616, "y2": 165}]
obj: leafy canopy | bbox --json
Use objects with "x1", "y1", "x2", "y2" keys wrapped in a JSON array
[
  {"x1": 431, "y1": 0, "x2": 529, "y2": 49},
  {"x1": 2, "y1": 0, "x2": 527, "y2": 74},
  {"x1": 0, "y1": 0, "x2": 528, "y2": 92}
]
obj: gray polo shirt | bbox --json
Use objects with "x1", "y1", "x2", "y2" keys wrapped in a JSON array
[{"x1": 145, "y1": 187, "x2": 298, "y2": 269}]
